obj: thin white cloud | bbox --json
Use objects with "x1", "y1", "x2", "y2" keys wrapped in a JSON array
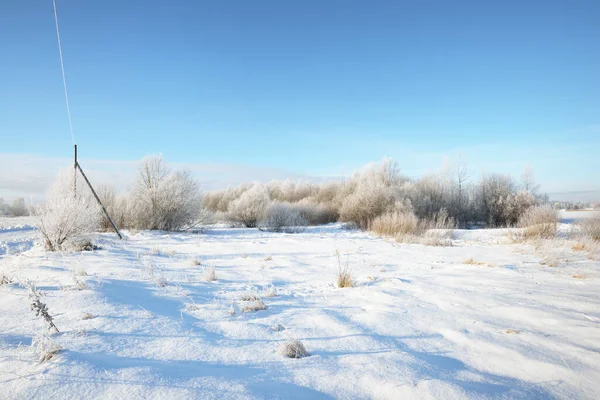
[{"x1": 0, "y1": 153, "x2": 308, "y2": 202}]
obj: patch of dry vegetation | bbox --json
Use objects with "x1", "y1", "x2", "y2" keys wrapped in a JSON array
[
  {"x1": 464, "y1": 258, "x2": 486, "y2": 266},
  {"x1": 336, "y1": 250, "x2": 353, "y2": 288},
  {"x1": 242, "y1": 299, "x2": 267, "y2": 313},
  {"x1": 0, "y1": 273, "x2": 13, "y2": 285},
  {"x1": 580, "y1": 214, "x2": 600, "y2": 242},
  {"x1": 517, "y1": 205, "x2": 559, "y2": 240},
  {"x1": 204, "y1": 265, "x2": 217, "y2": 282},
  {"x1": 278, "y1": 339, "x2": 309, "y2": 358}
]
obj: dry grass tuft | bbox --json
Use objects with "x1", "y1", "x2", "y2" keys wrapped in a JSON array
[
  {"x1": 240, "y1": 293, "x2": 261, "y2": 301},
  {"x1": 81, "y1": 312, "x2": 95, "y2": 320},
  {"x1": 464, "y1": 258, "x2": 486, "y2": 266},
  {"x1": 336, "y1": 250, "x2": 353, "y2": 288},
  {"x1": 539, "y1": 256, "x2": 559, "y2": 267},
  {"x1": 370, "y1": 211, "x2": 419, "y2": 237},
  {"x1": 263, "y1": 286, "x2": 278, "y2": 298},
  {"x1": 72, "y1": 267, "x2": 88, "y2": 277},
  {"x1": 150, "y1": 247, "x2": 163, "y2": 255},
  {"x1": 572, "y1": 242, "x2": 586, "y2": 252},
  {"x1": 242, "y1": 299, "x2": 267, "y2": 313},
  {"x1": 204, "y1": 265, "x2": 217, "y2": 282},
  {"x1": 31, "y1": 334, "x2": 62, "y2": 364},
  {"x1": 155, "y1": 276, "x2": 168, "y2": 287},
  {"x1": 186, "y1": 303, "x2": 201, "y2": 311},
  {"x1": 190, "y1": 258, "x2": 201, "y2": 266},
  {"x1": 278, "y1": 339, "x2": 309, "y2": 358},
  {"x1": 0, "y1": 273, "x2": 13, "y2": 285}
]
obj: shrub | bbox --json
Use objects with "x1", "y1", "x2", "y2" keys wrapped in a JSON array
[
  {"x1": 278, "y1": 339, "x2": 309, "y2": 358},
  {"x1": 228, "y1": 183, "x2": 270, "y2": 227},
  {"x1": 293, "y1": 201, "x2": 337, "y2": 225},
  {"x1": 581, "y1": 214, "x2": 600, "y2": 241},
  {"x1": 517, "y1": 205, "x2": 559, "y2": 239},
  {"x1": 339, "y1": 182, "x2": 394, "y2": 229},
  {"x1": 259, "y1": 202, "x2": 308, "y2": 233},
  {"x1": 130, "y1": 156, "x2": 202, "y2": 231},
  {"x1": 34, "y1": 170, "x2": 101, "y2": 251}
]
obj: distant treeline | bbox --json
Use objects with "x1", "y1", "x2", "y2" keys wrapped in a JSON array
[{"x1": 0, "y1": 198, "x2": 29, "y2": 217}]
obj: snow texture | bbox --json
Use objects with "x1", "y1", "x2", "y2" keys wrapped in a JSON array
[{"x1": 0, "y1": 215, "x2": 599, "y2": 399}]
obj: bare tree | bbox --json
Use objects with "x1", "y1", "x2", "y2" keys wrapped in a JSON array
[{"x1": 521, "y1": 164, "x2": 539, "y2": 194}]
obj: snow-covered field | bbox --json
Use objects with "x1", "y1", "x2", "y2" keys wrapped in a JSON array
[
  {"x1": 0, "y1": 216, "x2": 37, "y2": 257},
  {"x1": 1, "y1": 218, "x2": 599, "y2": 399}
]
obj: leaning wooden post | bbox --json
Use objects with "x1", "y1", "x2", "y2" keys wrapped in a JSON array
[{"x1": 74, "y1": 149, "x2": 122, "y2": 240}]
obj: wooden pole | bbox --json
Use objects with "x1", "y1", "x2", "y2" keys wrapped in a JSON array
[{"x1": 75, "y1": 160, "x2": 123, "y2": 240}]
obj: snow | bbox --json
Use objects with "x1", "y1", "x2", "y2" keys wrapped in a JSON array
[
  {"x1": 0, "y1": 216, "x2": 37, "y2": 256},
  {"x1": 0, "y1": 220, "x2": 599, "y2": 399}
]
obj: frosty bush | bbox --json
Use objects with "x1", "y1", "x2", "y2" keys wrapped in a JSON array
[
  {"x1": 259, "y1": 202, "x2": 308, "y2": 233},
  {"x1": 294, "y1": 201, "x2": 337, "y2": 225},
  {"x1": 129, "y1": 155, "x2": 202, "y2": 231},
  {"x1": 478, "y1": 175, "x2": 537, "y2": 227},
  {"x1": 35, "y1": 170, "x2": 101, "y2": 251},
  {"x1": 339, "y1": 182, "x2": 394, "y2": 230},
  {"x1": 202, "y1": 158, "x2": 547, "y2": 230},
  {"x1": 228, "y1": 183, "x2": 270, "y2": 227},
  {"x1": 518, "y1": 205, "x2": 559, "y2": 239}
]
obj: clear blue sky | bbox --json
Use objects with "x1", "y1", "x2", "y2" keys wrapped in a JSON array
[{"x1": 1, "y1": 0, "x2": 599, "y2": 197}]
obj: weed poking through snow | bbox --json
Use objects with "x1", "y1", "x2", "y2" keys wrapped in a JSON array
[
  {"x1": 278, "y1": 339, "x2": 309, "y2": 358},
  {"x1": 31, "y1": 333, "x2": 62, "y2": 363},
  {"x1": 25, "y1": 281, "x2": 59, "y2": 333},
  {"x1": 155, "y1": 276, "x2": 168, "y2": 287},
  {"x1": 81, "y1": 312, "x2": 95, "y2": 320},
  {"x1": 240, "y1": 293, "x2": 261, "y2": 301},
  {"x1": 204, "y1": 265, "x2": 217, "y2": 282},
  {"x1": 464, "y1": 258, "x2": 486, "y2": 266},
  {"x1": 1, "y1": 273, "x2": 13, "y2": 285},
  {"x1": 263, "y1": 286, "x2": 277, "y2": 298},
  {"x1": 336, "y1": 250, "x2": 353, "y2": 288},
  {"x1": 242, "y1": 299, "x2": 267, "y2": 313}
]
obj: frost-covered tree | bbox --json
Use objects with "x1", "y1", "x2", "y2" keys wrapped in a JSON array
[
  {"x1": 35, "y1": 170, "x2": 101, "y2": 251},
  {"x1": 130, "y1": 155, "x2": 201, "y2": 231}
]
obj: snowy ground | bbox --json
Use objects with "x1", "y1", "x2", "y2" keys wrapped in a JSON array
[
  {"x1": 0, "y1": 216, "x2": 37, "y2": 257},
  {"x1": 0, "y1": 218, "x2": 599, "y2": 399}
]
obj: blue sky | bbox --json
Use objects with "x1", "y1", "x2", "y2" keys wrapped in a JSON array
[{"x1": 0, "y1": 0, "x2": 599, "y2": 200}]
